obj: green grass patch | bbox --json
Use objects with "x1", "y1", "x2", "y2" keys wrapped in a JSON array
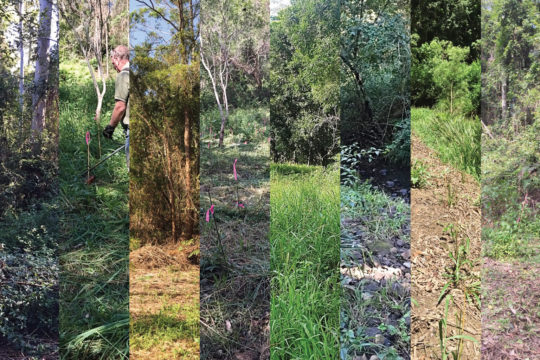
[
  {"x1": 59, "y1": 60, "x2": 129, "y2": 359},
  {"x1": 412, "y1": 107, "x2": 480, "y2": 179},
  {"x1": 270, "y1": 163, "x2": 340, "y2": 359},
  {"x1": 131, "y1": 304, "x2": 199, "y2": 352}
]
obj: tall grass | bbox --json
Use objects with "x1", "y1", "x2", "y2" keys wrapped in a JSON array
[
  {"x1": 270, "y1": 163, "x2": 340, "y2": 359},
  {"x1": 412, "y1": 107, "x2": 480, "y2": 179},
  {"x1": 59, "y1": 60, "x2": 129, "y2": 359}
]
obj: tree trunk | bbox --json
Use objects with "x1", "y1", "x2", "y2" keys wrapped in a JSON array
[
  {"x1": 32, "y1": 0, "x2": 55, "y2": 134},
  {"x1": 183, "y1": 108, "x2": 194, "y2": 240},
  {"x1": 18, "y1": 0, "x2": 24, "y2": 120}
]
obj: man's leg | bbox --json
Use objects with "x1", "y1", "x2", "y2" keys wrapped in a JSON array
[{"x1": 125, "y1": 128, "x2": 130, "y2": 170}]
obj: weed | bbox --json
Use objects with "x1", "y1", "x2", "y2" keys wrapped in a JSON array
[
  {"x1": 446, "y1": 181, "x2": 457, "y2": 207},
  {"x1": 411, "y1": 160, "x2": 430, "y2": 188}
]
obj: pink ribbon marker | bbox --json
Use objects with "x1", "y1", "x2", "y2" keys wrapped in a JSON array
[
  {"x1": 233, "y1": 159, "x2": 238, "y2": 181},
  {"x1": 206, "y1": 205, "x2": 214, "y2": 222},
  {"x1": 237, "y1": 202, "x2": 245, "y2": 208},
  {"x1": 86, "y1": 131, "x2": 90, "y2": 145}
]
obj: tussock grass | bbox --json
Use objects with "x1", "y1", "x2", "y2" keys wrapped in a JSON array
[
  {"x1": 59, "y1": 61, "x2": 129, "y2": 359},
  {"x1": 270, "y1": 163, "x2": 340, "y2": 359},
  {"x1": 412, "y1": 107, "x2": 480, "y2": 179}
]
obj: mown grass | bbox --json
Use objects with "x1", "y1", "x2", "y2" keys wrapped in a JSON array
[
  {"x1": 270, "y1": 163, "x2": 340, "y2": 359},
  {"x1": 200, "y1": 113, "x2": 270, "y2": 358},
  {"x1": 58, "y1": 59, "x2": 129, "y2": 359},
  {"x1": 412, "y1": 107, "x2": 481, "y2": 179},
  {"x1": 340, "y1": 183, "x2": 410, "y2": 359},
  {"x1": 131, "y1": 303, "x2": 199, "y2": 359}
]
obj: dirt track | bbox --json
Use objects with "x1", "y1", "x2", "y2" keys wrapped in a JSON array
[{"x1": 411, "y1": 134, "x2": 481, "y2": 359}]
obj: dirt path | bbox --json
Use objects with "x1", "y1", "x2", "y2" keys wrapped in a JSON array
[
  {"x1": 411, "y1": 134, "x2": 481, "y2": 359},
  {"x1": 130, "y1": 245, "x2": 199, "y2": 360},
  {"x1": 482, "y1": 257, "x2": 540, "y2": 359}
]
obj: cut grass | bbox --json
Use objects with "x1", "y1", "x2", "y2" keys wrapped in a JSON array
[
  {"x1": 270, "y1": 163, "x2": 340, "y2": 359},
  {"x1": 412, "y1": 107, "x2": 480, "y2": 179},
  {"x1": 59, "y1": 62, "x2": 129, "y2": 359},
  {"x1": 200, "y1": 118, "x2": 270, "y2": 359}
]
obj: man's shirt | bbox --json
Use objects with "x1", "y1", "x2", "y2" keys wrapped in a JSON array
[{"x1": 115, "y1": 62, "x2": 129, "y2": 126}]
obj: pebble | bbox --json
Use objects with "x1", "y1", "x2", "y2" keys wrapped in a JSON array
[
  {"x1": 386, "y1": 181, "x2": 395, "y2": 187},
  {"x1": 403, "y1": 262, "x2": 411, "y2": 268},
  {"x1": 396, "y1": 239, "x2": 404, "y2": 247},
  {"x1": 390, "y1": 247, "x2": 398, "y2": 254},
  {"x1": 401, "y1": 249, "x2": 411, "y2": 260}
]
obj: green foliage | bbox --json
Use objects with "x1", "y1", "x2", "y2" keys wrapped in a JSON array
[
  {"x1": 411, "y1": 0, "x2": 480, "y2": 57},
  {"x1": 482, "y1": 0, "x2": 539, "y2": 261},
  {"x1": 341, "y1": 0, "x2": 411, "y2": 162},
  {"x1": 270, "y1": 0, "x2": 340, "y2": 165},
  {"x1": 412, "y1": 108, "x2": 481, "y2": 179},
  {"x1": 0, "y1": 251, "x2": 58, "y2": 351},
  {"x1": 412, "y1": 39, "x2": 480, "y2": 116},
  {"x1": 271, "y1": 163, "x2": 340, "y2": 358}
]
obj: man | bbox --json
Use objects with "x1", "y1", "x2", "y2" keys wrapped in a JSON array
[{"x1": 103, "y1": 45, "x2": 130, "y2": 167}]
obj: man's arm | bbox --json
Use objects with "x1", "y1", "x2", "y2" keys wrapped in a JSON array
[{"x1": 109, "y1": 100, "x2": 127, "y2": 128}]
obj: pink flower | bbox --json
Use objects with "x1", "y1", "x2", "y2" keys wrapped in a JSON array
[
  {"x1": 244, "y1": 141, "x2": 247, "y2": 144},
  {"x1": 233, "y1": 158, "x2": 238, "y2": 181},
  {"x1": 238, "y1": 203, "x2": 245, "y2": 208},
  {"x1": 86, "y1": 131, "x2": 90, "y2": 145}
]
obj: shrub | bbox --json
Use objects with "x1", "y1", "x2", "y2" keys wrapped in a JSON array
[{"x1": 0, "y1": 251, "x2": 58, "y2": 350}]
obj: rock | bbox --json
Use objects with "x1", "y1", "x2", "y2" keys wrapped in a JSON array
[
  {"x1": 362, "y1": 292, "x2": 373, "y2": 300},
  {"x1": 370, "y1": 356, "x2": 379, "y2": 360},
  {"x1": 390, "y1": 247, "x2": 398, "y2": 254},
  {"x1": 401, "y1": 250, "x2": 411, "y2": 260},
  {"x1": 386, "y1": 181, "x2": 395, "y2": 187},
  {"x1": 403, "y1": 262, "x2": 411, "y2": 268},
  {"x1": 396, "y1": 239, "x2": 404, "y2": 247},
  {"x1": 365, "y1": 327, "x2": 381, "y2": 338},
  {"x1": 399, "y1": 189, "x2": 408, "y2": 196},
  {"x1": 374, "y1": 334, "x2": 385, "y2": 344},
  {"x1": 380, "y1": 169, "x2": 387, "y2": 176}
]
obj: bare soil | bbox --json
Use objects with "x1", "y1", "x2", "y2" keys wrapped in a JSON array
[
  {"x1": 411, "y1": 134, "x2": 481, "y2": 359},
  {"x1": 130, "y1": 244, "x2": 199, "y2": 360},
  {"x1": 482, "y1": 257, "x2": 540, "y2": 359}
]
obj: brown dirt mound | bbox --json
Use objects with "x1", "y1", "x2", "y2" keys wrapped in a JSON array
[{"x1": 130, "y1": 245, "x2": 186, "y2": 269}]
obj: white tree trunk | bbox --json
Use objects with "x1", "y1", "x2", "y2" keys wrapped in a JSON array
[{"x1": 31, "y1": 0, "x2": 55, "y2": 133}]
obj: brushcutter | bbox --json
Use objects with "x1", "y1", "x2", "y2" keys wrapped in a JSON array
[{"x1": 80, "y1": 144, "x2": 126, "y2": 180}]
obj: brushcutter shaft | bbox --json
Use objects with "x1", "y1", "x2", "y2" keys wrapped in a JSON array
[{"x1": 80, "y1": 144, "x2": 126, "y2": 177}]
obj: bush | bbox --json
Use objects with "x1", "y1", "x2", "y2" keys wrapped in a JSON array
[{"x1": 0, "y1": 251, "x2": 58, "y2": 350}]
